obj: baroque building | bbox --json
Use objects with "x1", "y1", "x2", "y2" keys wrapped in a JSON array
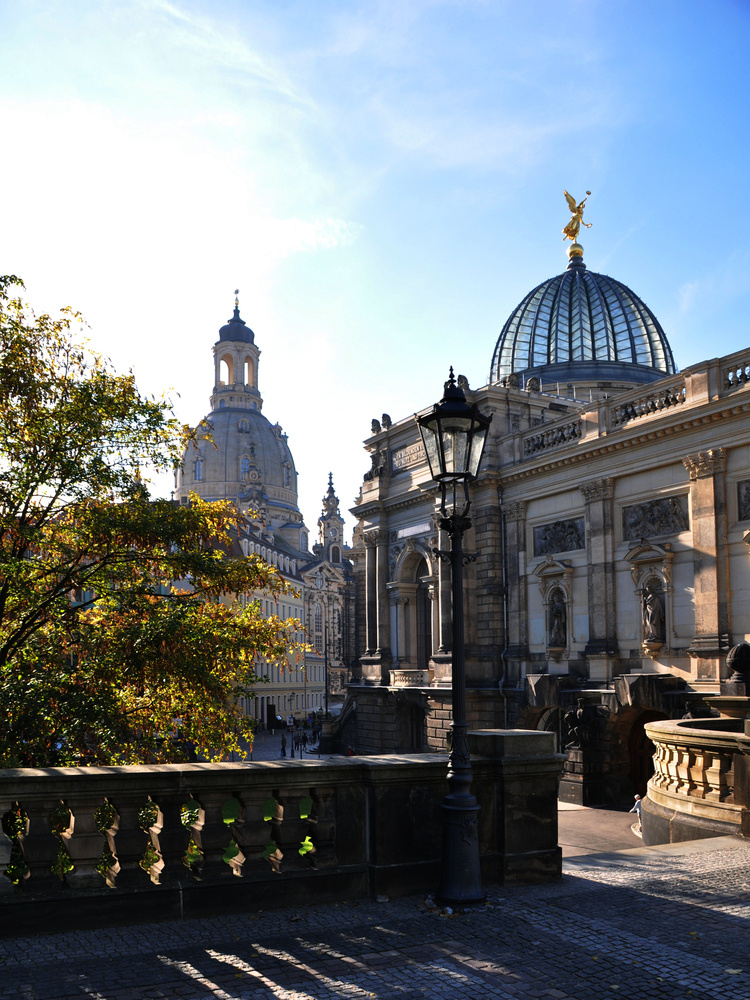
[
  {"x1": 175, "y1": 297, "x2": 354, "y2": 727},
  {"x1": 343, "y1": 237, "x2": 750, "y2": 805}
]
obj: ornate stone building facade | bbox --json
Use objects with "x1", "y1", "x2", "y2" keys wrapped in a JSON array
[
  {"x1": 343, "y1": 242, "x2": 750, "y2": 804},
  {"x1": 175, "y1": 298, "x2": 354, "y2": 726}
]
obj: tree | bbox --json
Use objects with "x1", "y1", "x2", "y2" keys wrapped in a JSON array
[{"x1": 0, "y1": 275, "x2": 302, "y2": 766}]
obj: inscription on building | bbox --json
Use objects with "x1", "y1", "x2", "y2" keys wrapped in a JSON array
[
  {"x1": 533, "y1": 518, "x2": 585, "y2": 557},
  {"x1": 395, "y1": 522, "x2": 432, "y2": 540},
  {"x1": 623, "y1": 495, "x2": 689, "y2": 541},
  {"x1": 392, "y1": 442, "x2": 426, "y2": 472}
]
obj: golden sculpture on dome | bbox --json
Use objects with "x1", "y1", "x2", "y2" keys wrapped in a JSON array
[{"x1": 562, "y1": 190, "x2": 592, "y2": 242}]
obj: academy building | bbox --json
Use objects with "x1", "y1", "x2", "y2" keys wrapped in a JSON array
[{"x1": 342, "y1": 227, "x2": 750, "y2": 805}]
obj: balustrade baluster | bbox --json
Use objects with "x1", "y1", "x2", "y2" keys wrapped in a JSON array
[
  {"x1": 192, "y1": 789, "x2": 235, "y2": 880},
  {"x1": 65, "y1": 797, "x2": 106, "y2": 889},
  {"x1": 19, "y1": 797, "x2": 64, "y2": 892}
]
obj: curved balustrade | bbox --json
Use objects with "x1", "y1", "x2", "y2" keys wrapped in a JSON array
[{"x1": 642, "y1": 718, "x2": 748, "y2": 845}]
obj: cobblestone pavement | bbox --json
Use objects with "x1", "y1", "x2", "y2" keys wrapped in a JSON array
[{"x1": 1, "y1": 837, "x2": 749, "y2": 1000}]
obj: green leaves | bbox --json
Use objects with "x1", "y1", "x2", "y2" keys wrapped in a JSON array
[{"x1": 0, "y1": 275, "x2": 303, "y2": 767}]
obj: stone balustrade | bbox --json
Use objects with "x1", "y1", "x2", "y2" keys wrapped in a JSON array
[
  {"x1": 522, "y1": 419, "x2": 583, "y2": 458},
  {"x1": 722, "y1": 350, "x2": 750, "y2": 393},
  {"x1": 609, "y1": 377, "x2": 687, "y2": 429},
  {"x1": 0, "y1": 731, "x2": 564, "y2": 936},
  {"x1": 642, "y1": 717, "x2": 749, "y2": 845},
  {"x1": 389, "y1": 669, "x2": 431, "y2": 686}
]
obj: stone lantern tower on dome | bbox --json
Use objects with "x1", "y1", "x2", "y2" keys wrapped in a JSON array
[{"x1": 175, "y1": 294, "x2": 307, "y2": 546}]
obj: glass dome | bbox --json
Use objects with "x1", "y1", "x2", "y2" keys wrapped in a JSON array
[{"x1": 489, "y1": 252, "x2": 676, "y2": 386}]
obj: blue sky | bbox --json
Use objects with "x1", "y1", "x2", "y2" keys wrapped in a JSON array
[{"x1": 1, "y1": 0, "x2": 749, "y2": 537}]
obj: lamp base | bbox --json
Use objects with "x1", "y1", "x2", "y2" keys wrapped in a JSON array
[{"x1": 435, "y1": 796, "x2": 485, "y2": 906}]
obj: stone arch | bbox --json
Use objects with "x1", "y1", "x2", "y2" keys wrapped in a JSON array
[{"x1": 219, "y1": 353, "x2": 234, "y2": 385}]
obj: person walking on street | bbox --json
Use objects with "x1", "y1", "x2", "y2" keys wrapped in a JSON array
[
  {"x1": 280, "y1": 734, "x2": 287, "y2": 758},
  {"x1": 629, "y1": 793, "x2": 642, "y2": 832}
]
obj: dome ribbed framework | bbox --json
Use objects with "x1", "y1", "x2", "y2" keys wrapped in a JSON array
[{"x1": 489, "y1": 257, "x2": 676, "y2": 386}]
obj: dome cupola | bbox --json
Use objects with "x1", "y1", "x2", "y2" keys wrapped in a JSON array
[{"x1": 490, "y1": 244, "x2": 676, "y2": 388}]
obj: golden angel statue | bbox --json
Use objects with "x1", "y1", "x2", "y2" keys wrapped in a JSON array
[{"x1": 562, "y1": 190, "x2": 592, "y2": 242}]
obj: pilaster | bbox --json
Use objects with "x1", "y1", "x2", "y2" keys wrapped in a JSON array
[
  {"x1": 683, "y1": 449, "x2": 730, "y2": 681},
  {"x1": 579, "y1": 477, "x2": 618, "y2": 682}
]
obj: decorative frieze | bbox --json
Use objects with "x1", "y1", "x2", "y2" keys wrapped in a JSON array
[
  {"x1": 533, "y1": 517, "x2": 585, "y2": 557},
  {"x1": 579, "y1": 477, "x2": 613, "y2": 502},
  {"x1": 623, "y1": 495, "x2": 689, "y2": 541},
  {"x1": 683, "y1": 448, "x2": 725, "y2": 481}
]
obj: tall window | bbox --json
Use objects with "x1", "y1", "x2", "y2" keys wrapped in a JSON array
[
  {"x1": 241, "y1": 457, "x2": 251, "y2": 479},
  {"x1": 314, "y1": 603, "x2": 323, "y2": 652},
  {"x1": 194, "y1": 456, "x2": 203, "y2": 482}
]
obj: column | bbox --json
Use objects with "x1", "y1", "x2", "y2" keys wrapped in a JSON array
[
  {"x1": 683, "y1": 449, "x2": 729, "y2": 681},
  {"x1": 364, "y1": 532, "x2": 377, "y2": 654}
]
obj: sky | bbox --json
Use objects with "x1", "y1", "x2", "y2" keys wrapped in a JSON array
[{"x1": 2, "y1": 0, "x2": 750, "y2": 541}]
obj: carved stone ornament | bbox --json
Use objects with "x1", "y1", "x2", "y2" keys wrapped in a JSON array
[
  {"x1": 738, "y1": 481, "x2": 750, "y2": 522},
  {"x1": 502, "y1": 500, "x2": 527, "y2": 522},
  {"x1": 683, "y1": 448, "x2": 725, "y2": 480},
  {"x1": 533, "y1": 517, "x2": 585, "y2": 557},
  {"x1": 623, "y1": 495, "x2": 689, "y2": 541},
  {"x1": 579, "y1": 477, "x2": 614, "y2": 502},
  {"x1": 363, "y1": 529, "x2": 382, "y2": 548}
]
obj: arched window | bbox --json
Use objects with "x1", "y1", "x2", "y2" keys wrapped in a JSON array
[
  {"x1": 194, "y1": 456, "x2": 203, "y2": 482},
  {"x1": 330, "y1": 545, "x2": 341, "y2": 563},
  {"x1": 244, "y1": 358, "x2": 254, "y2": 385},
  {"x1": 241, "y1": 457, "x2": 251, "y2": 479},
  {"x1": 314, "y1": 603, "x2": 323, "y2": 652},
  {"x1": 238, "y1": 418, "x2": 249, "y2": 433}
]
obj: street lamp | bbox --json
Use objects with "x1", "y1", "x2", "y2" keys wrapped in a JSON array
[
  {"x1": 288, "y1": 691, "x2": 296, "y2": 758},
  {"x1": 416, "y1": 367, "x2": 492, "y2": 906}
]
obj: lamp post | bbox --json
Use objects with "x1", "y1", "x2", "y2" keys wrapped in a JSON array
[
  {"x1": 416, "y1": 367, "x2": 492, "y2": 906},
  {"x1": 288, "y1": 691, "x2": 296, "y2": 758}
]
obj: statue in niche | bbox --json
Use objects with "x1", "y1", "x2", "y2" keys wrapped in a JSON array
[
  {"x1": 548, "y1": 591, "x2": 567, "y2": 648},
  {"x1": 642, "y1": 586, "x2": 665, "y2": 643},
  {"x1": 738, "y1": 483, "x2": 750, "y2": 522}
]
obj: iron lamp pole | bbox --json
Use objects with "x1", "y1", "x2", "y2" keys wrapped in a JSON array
[{"x1": 416, "y1": 367, "x2": 492, "y2": 906}]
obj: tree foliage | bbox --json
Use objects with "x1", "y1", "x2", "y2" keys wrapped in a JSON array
[{"x1": 0, "y1": 275, "x2": 302, "y2": 766}]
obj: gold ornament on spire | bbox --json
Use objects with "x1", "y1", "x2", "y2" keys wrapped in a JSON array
[
  {"x1": 234, "y1": 288, "x2": 240, "y2": 309},
  {"x1": 562, "y1": 190, "x2": 592, "y2": 242}
]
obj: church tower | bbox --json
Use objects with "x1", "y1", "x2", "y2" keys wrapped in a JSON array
[
  {"x1": 316, "y1": 473, "x2": 345, "y2": 564},
  {"x1": 175, "y1": 294, "x2": 308, "y2": 547}
]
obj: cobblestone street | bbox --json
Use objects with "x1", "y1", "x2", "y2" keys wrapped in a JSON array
[{"x1": 1, "y1": 835, "x2": 748, "y2": 1000}]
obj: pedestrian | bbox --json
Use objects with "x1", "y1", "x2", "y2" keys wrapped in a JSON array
[
  {"x1": 301, "y1": 732, "x2": 308, "y2": 750},
  {"x1": 629, "y1": 793, "x2": 642, "y2": 831},
  {"x1": 280, "y1": 734, "x2": 287, "y2": 758}
]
